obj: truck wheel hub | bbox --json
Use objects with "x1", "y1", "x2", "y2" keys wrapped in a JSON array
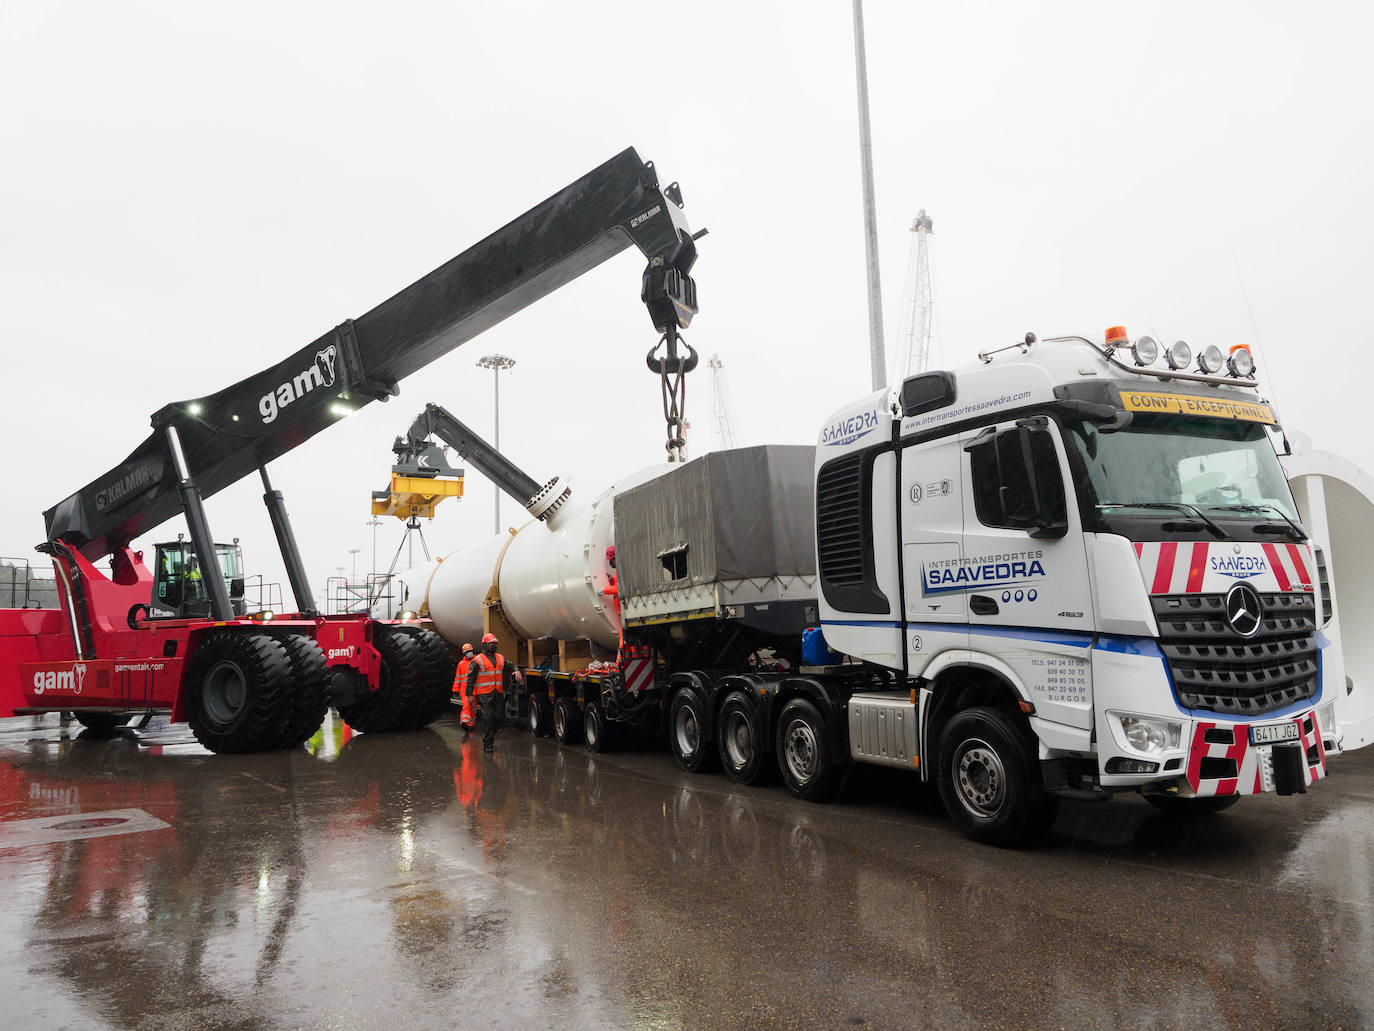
[{"x1": 954, "y1": 739, "x2": 1006, "y2": 817}]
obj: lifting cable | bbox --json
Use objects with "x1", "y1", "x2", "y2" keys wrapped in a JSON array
[{"x1": 646, "y1": 324, "x2": 698, "y2": 463}]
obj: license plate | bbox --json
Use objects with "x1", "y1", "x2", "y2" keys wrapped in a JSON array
[{"x1": 1250, "y1": 721, "x2": 1300, "y2": 745}]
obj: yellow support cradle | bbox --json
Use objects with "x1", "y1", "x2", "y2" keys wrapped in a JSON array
[{"x1": 371, "y1": 473, "x2": 464, "y2": 520}]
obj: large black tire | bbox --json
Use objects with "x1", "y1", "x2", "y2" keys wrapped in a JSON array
[
  {"x1": 527, "y1": 693, "x2": 552, "y2": 737},
  {"x1": 717, "y1": 691, "x2": 769, "y2": 785},
  {"x1": 274, "y1": 635, "x2": 330, "y2": 748},
  {"x1": 776, "y1": 697, "x2": 838, "y2": 802},
  {"x1": 183, "y1": 631, "x2": 293, "y2": 754},
  {"x1": 668, "y1": 688, "x2": 714, "y2": 773},
  {"x1": 393, "y1": 626, "x2": 456, "y2": 729},
  {"x1": 1145, "y1": 793, "x2": 1241, "y2": 817},
  {"x1": 584, "y1": 701, "x2": 612, "y2": 753},
  {"x1": 337, "y1": 628, "x2": 428, "y2": 734},
  {"x1": 936, "y1": 706, "x2": 1059, "y2": 846},
  {"x1": 73, "y1": 712, "x2": 133, "y2": 735},
  {"x1": 553, "y1": 697, "x2": 581, "y2": 746}
]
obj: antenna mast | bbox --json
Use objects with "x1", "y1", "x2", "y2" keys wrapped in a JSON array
[
  {"x1": 900, "y1": 210, "x2": 935, "y2": 376},
  {"x1": 708, "y1": 354, "x2": 738, "y2": 451}
]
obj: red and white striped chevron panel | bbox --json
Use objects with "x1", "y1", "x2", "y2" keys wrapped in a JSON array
[
  {"x1": 621, "y1": 658, "x2": 656, "y2": 695},
  {"x1": 1132, "y1": 541, "x2": 1314, "y2": 595},
  {"x1": 1185, "y1": 710, "x2": 1328, "y2": 796}
]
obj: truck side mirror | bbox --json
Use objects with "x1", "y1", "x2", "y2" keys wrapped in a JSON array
[
  {"x1": 973, "y1": 423, "x2": 1068, "y2": 538},
  {"x1": 230, "y1": 576, "x2": 245, "y2": 599}
]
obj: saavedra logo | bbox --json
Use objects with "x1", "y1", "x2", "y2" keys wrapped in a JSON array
[
  {"x1": 923, "y1": 557, "x2": 1046, "y2": 595},
  {"x1": 821, "y1": 409, "x2": 882, "y2": 447},
  {"x1": 259, "y1": 345, "x2": 339, "y2": 424},
  {"x1": 1208, "y1": 553, "x2": 1268, "y2": 579}
]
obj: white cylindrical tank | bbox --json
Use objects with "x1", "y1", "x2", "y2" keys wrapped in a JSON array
[
  {"x1": 1283, "y1": 445, "x2": 1374, "y2": 750},
  {"x1": 416, "y1": 464, "x2": 670, "y2": 651}
]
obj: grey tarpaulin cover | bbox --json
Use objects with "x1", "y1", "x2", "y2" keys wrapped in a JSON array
[{"x1": 614, "y1": 445, "x2": 816, "y2": 600}]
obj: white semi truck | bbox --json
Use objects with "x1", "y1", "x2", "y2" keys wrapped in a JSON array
[{"x1": 398, "y1": 328, "x2": 1343, "y2": 845}]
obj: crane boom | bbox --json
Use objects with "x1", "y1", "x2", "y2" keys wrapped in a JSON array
[{"x1": 45, "y1": 147, "x2": 699, "y2": 561}]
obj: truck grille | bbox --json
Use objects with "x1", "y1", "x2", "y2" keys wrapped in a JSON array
[{"x1": 1152, "y1": 593, "x2": 1317, "y2": 716}]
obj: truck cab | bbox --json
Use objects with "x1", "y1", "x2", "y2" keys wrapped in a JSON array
[{"x1": 816, "y1": 329, "x2": 1340, "y2": 842}]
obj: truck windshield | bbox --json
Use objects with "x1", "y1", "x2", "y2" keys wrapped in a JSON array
[{"x1": 1067, "y1": 414, "x2": 1298, "y2": 523}]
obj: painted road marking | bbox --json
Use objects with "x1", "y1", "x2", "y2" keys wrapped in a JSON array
[{"x1": 0, "y1": 808, "x2": 170, "y2": 849}]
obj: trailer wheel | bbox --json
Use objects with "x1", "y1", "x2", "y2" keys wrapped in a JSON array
[
  {"x1": 584, "y1": 701, "x2": 611, "y2": 753},
  {"x1": 553, "y1": 697, "x2": 581, "y2": 746},
  {"x1": 668, "y1": 688, "x2": 713, "y2": 773},
  {"x1": 183, "y1": 631, "x2": 293, "y2": 754},
  {"x1": 936, "y1": 707, "x2": 1058, "y2": 846},
  {"x1": 337, "y1": 628, "x2": 427, "y2": 734},
  {"x1": 528, "y1": 694, "x2": 552, "y2": 737},
  {"x1": 1145, "y1": 794, "x2": 1241, "y2": 817},
  {"x1": 776, "y1": 698, "x2": 837, "y2": 802},
  {"x1": 717, "y1": 691, "x2": 769, "y2": 785},
  {"x1": 275, "y1": 635, "x2": 330, "y2": 747},
  {"x1": 73, "y1": 712, "x2": 132, "y2": 735}
]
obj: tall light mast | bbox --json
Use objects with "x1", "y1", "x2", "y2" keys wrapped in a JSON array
[
  {"x1": 708, "y1": 354, "x2": 739, "y2": 452},
  {"x1": 900, "y1": 210, "x2": 935, "y2": 376}
]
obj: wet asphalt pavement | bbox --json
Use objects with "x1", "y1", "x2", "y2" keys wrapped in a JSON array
[{"x1": 0, "y1": 709, "x2": 1370, "y2": 1031}]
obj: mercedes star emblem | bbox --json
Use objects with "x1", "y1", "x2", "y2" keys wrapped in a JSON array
[{"x1": 1224, "y1": 582, "x2": 1263, "y2": 638}]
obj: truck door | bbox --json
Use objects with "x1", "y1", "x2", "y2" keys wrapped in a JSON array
[
  {"x1": 900, "y1": 434, "x2": 969, "y2": 675},
  {"x1": 957, "y1": 418, "x2": 1096, "y2": 730}
]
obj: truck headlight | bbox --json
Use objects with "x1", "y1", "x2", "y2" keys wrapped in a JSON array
[
  {"x1": 1316, "y1": 701, "x2": 1336, "y2": 736},
  {"x1": 1116, "y1": 714, "x2": 1182, "y2": 755}
]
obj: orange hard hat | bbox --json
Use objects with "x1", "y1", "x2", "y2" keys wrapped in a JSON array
[
  {"x1": 461, "y1": 642, "x2": 474, "y2": 652},
  {"x1": 481, "y1": 633, "x2": 498, "y2": 644}
]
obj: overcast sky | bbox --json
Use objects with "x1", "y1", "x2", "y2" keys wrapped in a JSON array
[{"x1": 2, "y1": 2, "x2": 1369, "y2": 604}]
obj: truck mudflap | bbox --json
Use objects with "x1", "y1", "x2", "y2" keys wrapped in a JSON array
[{"x1": 1184, "y1": 708, "x2": 1333, "y2": 797}]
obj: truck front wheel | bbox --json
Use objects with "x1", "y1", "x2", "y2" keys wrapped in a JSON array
[
  {"x1": 936, "y1": 707, "x2": 1058, "y2": 846},
  {"x1": 776, "y1": 698, "x2": 837, "y2": 802},
  {"x1": 183, "y1": 631, "x2": 292, "y2": 754}
]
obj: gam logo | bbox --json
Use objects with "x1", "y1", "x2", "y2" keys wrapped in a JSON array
[
  {"x1": 259, "y1": 345, "x2": 338, "y2": 424},
  {"x1": 32, "y1": 662, "x2": 87, "y2": 696}
]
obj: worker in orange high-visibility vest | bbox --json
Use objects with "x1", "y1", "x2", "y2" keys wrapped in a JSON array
[
  {"x1": 465, "y1": 633, "x2": 522, "y2": 752},
  {"x1": 452, "y1": 642, "x2": 477, "y2": 734}
]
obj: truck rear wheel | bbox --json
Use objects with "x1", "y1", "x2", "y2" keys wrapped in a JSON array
[
  {"x1": 668, "y1": 688, "x2": 713, "y2": 773},
  {"x1": 553, "y1": 697, "x2": 581, "y2": 745},
  {"x1": 275, "y1": 635, "x2": 330, "y2": 748},
  {"x1": 183, "y1": 630, "x2": 292, "y2": 754},
  {"x1": 718, "y1": 691, "x2": 768, "y2": 785},
  {"x1": 337, "y1": 628, "x2": 427, "y2": 734},
  {"x1": 776, "y1": 698, "x2": 837, "y2": 801},
  {"x1": 936, "y1": 707, "x2": 1058, "y2": 846}
]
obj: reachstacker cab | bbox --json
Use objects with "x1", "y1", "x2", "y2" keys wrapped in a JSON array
[{"x1": 151, "y1": 537, "x2": 247, "y2": 619}]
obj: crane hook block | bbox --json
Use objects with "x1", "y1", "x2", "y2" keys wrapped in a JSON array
[{"x1": 641, "y1": 264, "x2": 698, "y2": 333}]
